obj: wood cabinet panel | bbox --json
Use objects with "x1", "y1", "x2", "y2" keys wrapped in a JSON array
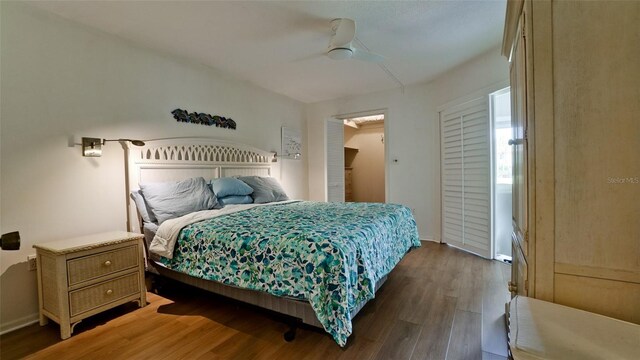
[
  {"x1": 554, "y1": 274, "x2": 640, "y2": 324},
  {"x1": 552, "y1": 0, "x2": 640, "y2": 277},
  {"x1": 503, "y1": 0, "x2": 639, "y2": 322},
  {"x1": 511, "y1": 236, "x2": 528, "y2": 297}
]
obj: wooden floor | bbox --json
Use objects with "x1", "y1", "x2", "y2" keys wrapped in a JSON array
[{"x1": 1, "y1": 242, "x2": 511, "y2": 360}]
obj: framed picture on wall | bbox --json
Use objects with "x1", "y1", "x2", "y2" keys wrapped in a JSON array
[{"x1": 281, "y1": 127, "x2": 302, "y2": 160}]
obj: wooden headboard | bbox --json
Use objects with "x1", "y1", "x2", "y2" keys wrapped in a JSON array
[{"x1": 125, "y1": 137, "x2": 276, "y2": 232}]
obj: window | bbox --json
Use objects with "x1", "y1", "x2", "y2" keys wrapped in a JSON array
[{"x1": 492, "y1": 90, "x2": 512, "y2": 185}]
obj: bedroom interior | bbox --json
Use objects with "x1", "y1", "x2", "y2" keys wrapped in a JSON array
[{"x1": 1, "y1": 1, "x2": 638, "y2": 359}]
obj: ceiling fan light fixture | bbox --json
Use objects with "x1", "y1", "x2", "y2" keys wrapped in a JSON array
[{"x1": 327, "y1": 47, "x2": 353, "y2": 60}]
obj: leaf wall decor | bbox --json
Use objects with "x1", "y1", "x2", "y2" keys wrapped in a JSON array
[{"x1": 171, "y1": 109, "x2": 237, "y2": 130}]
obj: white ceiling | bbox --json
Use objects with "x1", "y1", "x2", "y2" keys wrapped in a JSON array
[{"x1": 30, "y1": 0, "x2": 506, "y2": 103}]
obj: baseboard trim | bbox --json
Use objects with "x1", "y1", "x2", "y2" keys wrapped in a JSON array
[
  {"x1": 420, "y1": 238, "x2": 440, "y2": 244},
  {"x1": 0, "y1": 313, "x2": 39, "y2": 335}
]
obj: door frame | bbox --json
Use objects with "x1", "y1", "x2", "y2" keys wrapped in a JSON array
[
  {"x1": 330, "y1": 108, "x2": 389, "y2": 203},
  {"x1": 437, "y1": 81, "x2": 509, "y2": 259},
  {"x1": 490, "y1": 86, "x2": 512, "y2": 260}
]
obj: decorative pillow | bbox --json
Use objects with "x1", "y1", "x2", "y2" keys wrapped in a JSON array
[
  {"x1": 238, "y1": 176, "x2": 289, "y2": 204},
  {"x1": 139, "y1": 177, "x2": 218, "y2": 224},
  {"x1": 210, "y1": 177, "x2": 254, "y2": 198},
  {"x1": 130, "y1": 190, "x2": 157, "y2": 223},
  {"x1": 218, "y1": 195, "x2": 253, "y2": 206},
  {"x1": 142, "y1": 222, "x2": 159, "y2": 250}
]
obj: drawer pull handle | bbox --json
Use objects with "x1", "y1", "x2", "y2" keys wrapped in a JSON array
[
  {"x1": 105, "y1": 289, "x2": 113, "y2": 296},
  {"x1": 104, "y1": 260, "x2": 112, "y2": 267}
]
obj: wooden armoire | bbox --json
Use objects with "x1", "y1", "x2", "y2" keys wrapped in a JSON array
[{"x1": 503, "y1": 0, "x2": 639, "y2": 323}]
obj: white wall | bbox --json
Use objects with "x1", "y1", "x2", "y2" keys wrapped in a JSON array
[
  {"x1": 495, "y1": 185, "x2": 513, "y2": 257},
  {"x1": 306, "y1": 48, "x2": 508, "y2": 241},
  {"x1": 0, "y1": 2, "x2": 307, "y2": 332}
]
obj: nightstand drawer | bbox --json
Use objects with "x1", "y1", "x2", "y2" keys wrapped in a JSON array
[
  {"x1": 67, "y1": 245, "x2": 138, "y2": 286},
  {"x1": 69, "y1": 273, "x2": 140, "y2": 317},
  {"x1": 35, "y1": 232, "x2": 145, "y2": 339}
]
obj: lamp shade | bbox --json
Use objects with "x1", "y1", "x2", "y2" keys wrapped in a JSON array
[{"x1": 82, "y1": 137, "x2": 145, "y2": 157}]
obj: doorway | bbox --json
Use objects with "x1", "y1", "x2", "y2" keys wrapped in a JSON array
[
  {"x1": 343, "y1": 114, "x2": 386, "y2": 203},
  {"x1": 491, "y1": 87, "x2": 513, "y2": 262},
  {"x1": 438, "y1": 86, "x2": 511, "y2": 261}
]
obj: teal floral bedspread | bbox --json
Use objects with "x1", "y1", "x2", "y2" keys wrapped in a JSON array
[{"x1": 160, "y1": 201, "x2": 420, "y2": 346}]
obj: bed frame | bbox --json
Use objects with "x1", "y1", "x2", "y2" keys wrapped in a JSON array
[
  {"x1": 124, "y1": 137, "x2": 387, "y2": 340},
  {"x1": 125, "y1": 137, "x2": 275, "y2": 233}
]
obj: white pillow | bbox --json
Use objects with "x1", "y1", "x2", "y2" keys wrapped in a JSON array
[
  {"x1": 238, "y1": 176, "x2": 289, "y2": 204},
  {"x1": 139, "y1": 177, "x2": 218, "y2": 224}
]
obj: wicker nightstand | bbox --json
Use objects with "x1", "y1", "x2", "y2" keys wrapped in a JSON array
[{"x1": 33, "y1": 231, "x2": 146, "y2": 339}]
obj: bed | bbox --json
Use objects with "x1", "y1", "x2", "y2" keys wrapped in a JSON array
[{"x1": 125, "y1": 138, "x2": 420, "y2": 346}]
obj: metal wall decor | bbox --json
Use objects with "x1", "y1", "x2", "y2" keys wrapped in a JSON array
[{"x1": 171, "y1": 109, "x2": 236, "y2": 130}]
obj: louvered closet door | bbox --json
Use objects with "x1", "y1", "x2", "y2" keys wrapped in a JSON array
[
  {"x1": 326, "y1": 118, "x2": 345, "y2": 202},
  {"x1": 441, "y1": 98, "x2": 491, "y2": 258}
]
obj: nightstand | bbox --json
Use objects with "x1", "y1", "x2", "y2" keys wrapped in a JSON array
[{"x1": 33, "y1": 231, "x2": 146, "y2": 339}]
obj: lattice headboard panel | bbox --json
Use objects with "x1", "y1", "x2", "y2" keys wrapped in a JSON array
[
  {"x1": 137, "y1": 144, "x2": 271, "y2": 164},
  {"x1": 125, "y1": 138, "x2": 276, "y2": 232}
]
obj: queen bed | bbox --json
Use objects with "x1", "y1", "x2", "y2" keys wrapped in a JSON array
[{"x1": 125, "y1": 138, "x2": 420, "y2": 346}]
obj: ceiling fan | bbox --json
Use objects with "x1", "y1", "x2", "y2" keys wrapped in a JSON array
[{"x1": 327, "y1": 18, "x2": 384, "y2": 63}]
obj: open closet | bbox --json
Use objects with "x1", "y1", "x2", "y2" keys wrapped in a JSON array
[{"x1": 343, "y1": 114, "x2": 385, "y2": 203}]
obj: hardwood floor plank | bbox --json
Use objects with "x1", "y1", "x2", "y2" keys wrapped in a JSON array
[
  {"x1": 456, "y1": 256, "x2": 485, "y2": 313},
  {"x1": 438, "y1": 249, "x2": 466, "y2": 298},
  {"x1": 373, "y1": 320, "x2": 422, "y2": 360},
  {"x1": 354, "y1": 274, "x2": 411, "y2": 342},
  {"x1": 446, "y1": 310, "x2": 482, "y2": 360},
  {"x1": 336, "y1": 336, "x2": 381, "y2": 360},
  {"x1": 206, "y1": 331, "x2": 277, "y2": 359},
  {"x1": 482, "y1": 351, "x2": 508, "y2": 360},
  {"x1": 410, "y1": 294, "x2": 457, "y2": 360},
  {"x1": 138, "y1": 316, "x2": 215, "y2": 359},
  {"x1": 0, "y1": 321, "x2": 59, "y2": 359},
  {"x1": 266, "y1": 327, "x2": 337, "y2": 360},
  {"x1": 0, "y1": 243, "x2": 509, "y2": 360},
  {"x1": 481, "y1": 261, "x2": 510, "y2": 357},
  {"x1": 157, "y1": 324, "x2": 238, "y2": 360},
  {"x1": 397, "y1": 278, "x2": 436, "y2": 325}
]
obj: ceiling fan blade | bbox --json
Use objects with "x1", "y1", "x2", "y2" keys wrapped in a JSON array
[
  {"x1": 327, "y1": 47, "x2": 353, "y2": 60},
  {"x1": 352, "y1": 48, "x2": 384, "y2": 63},
  {"x1": 330, "y1": 18, "x2": 356, "y2": 48}
]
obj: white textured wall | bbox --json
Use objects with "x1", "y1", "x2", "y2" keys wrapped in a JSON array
[
  {"x1": 306, "y1": 48, "x2": 508, "y2": 241},
  {"x1": 0, "y1": 2, "x2": 307, "y2": 332}
]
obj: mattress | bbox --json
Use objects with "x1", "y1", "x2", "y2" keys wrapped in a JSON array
[
  {"x1": 156, "y1": 201, "x2": 420, "y2": 346},
  {"x1": 509, "y1": 296, "x2": 640, "y2": 359}
]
